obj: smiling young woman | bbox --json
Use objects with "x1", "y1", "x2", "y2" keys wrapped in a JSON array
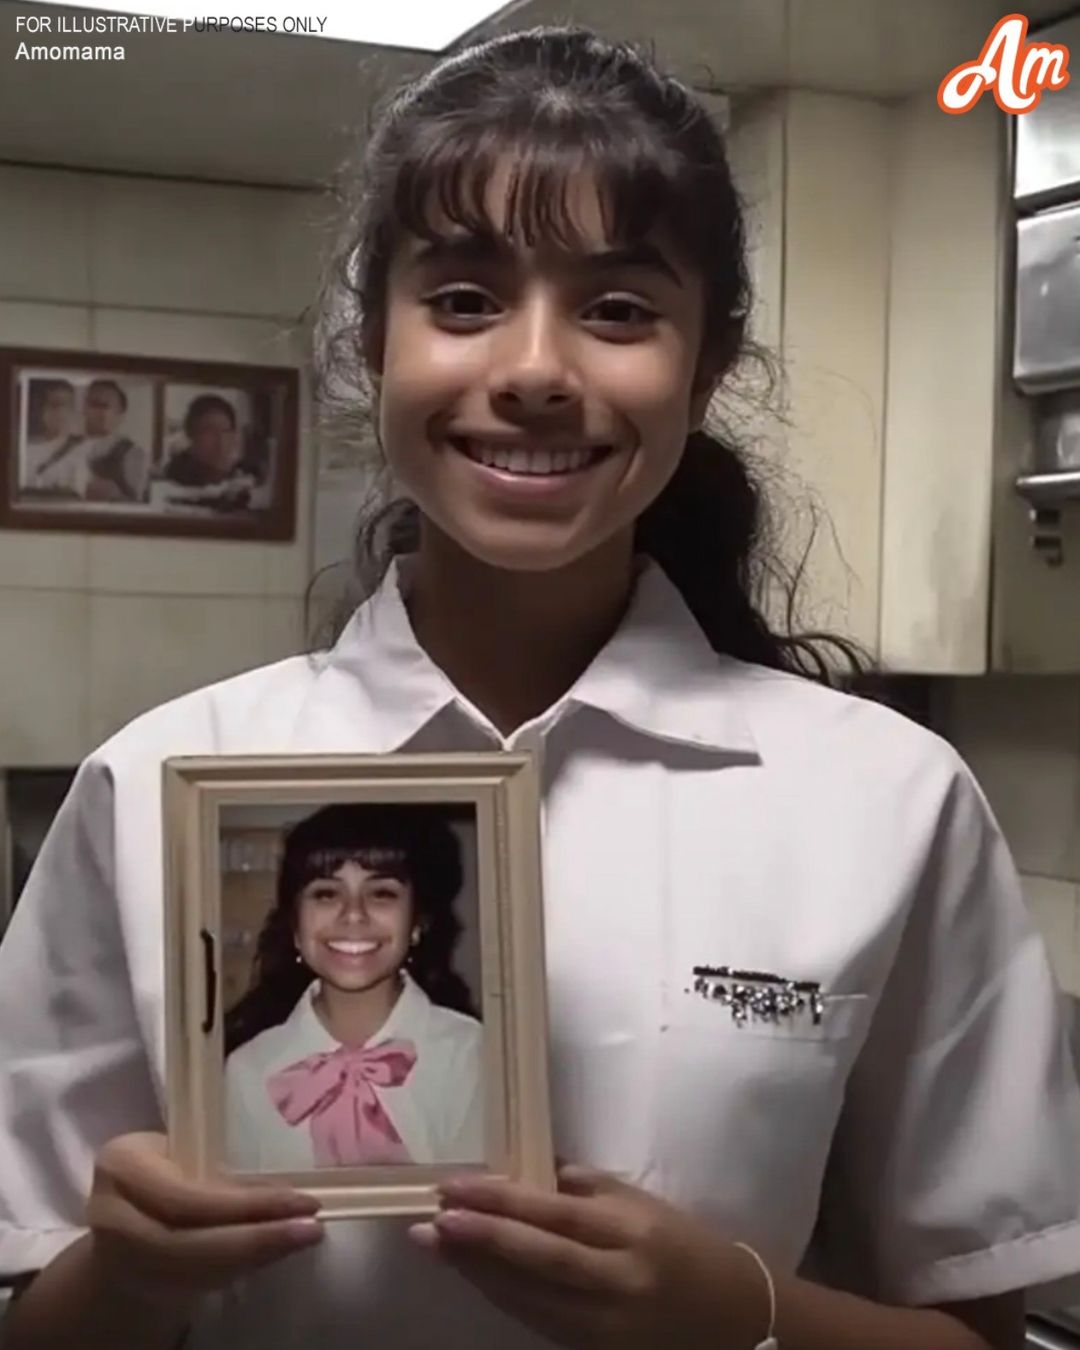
[
  {"x1": 2, "y1": 24, "x2": 1079, "y2": 1350},
  {"x1": 221, "y1": 803, "x2": 483, "y2": 1174}
]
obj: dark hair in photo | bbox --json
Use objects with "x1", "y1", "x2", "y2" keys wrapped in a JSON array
[
  {"x1": 224, "y1": 802, "x2": 477, "y2": 1055},
  {"x1": 184, "y1": 393, "x2": 237, "y2": 438},
  {"x1": 313, "y1": 25, "x2": 868, "y2": 682},
  {"x1": 26, "y1": 377, "x2": 75, "y2": 438},
  {"x1": 86, "y1": 378, "x2": 128, "y2": 412}
]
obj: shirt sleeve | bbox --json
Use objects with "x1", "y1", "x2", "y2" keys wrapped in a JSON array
[
  {"x1": 0, "y1": 756, "x2": 161, "y2": 1280},
  {"x1": 807, "y1": 752, "x2": 1080, "y2": 1307}
]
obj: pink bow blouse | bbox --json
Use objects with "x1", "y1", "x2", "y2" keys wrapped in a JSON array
[{"x1": 267, "y1": 1038, "x2": 418, "y2": 1167}]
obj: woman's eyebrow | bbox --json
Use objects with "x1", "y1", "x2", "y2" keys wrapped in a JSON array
[{"x1": 582, "y1": 243, "x2": 683, "y2": 287}]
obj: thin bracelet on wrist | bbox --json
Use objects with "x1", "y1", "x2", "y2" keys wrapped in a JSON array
[{"x1": 732, "y1": 1240, "x2": 779, "y2": 1350}]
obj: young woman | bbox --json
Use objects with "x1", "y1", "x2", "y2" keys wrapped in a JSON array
[
  {"x1": 3, "y1": 25, "x2": 1080, "y2": 1350},
  {"x1": 165, "y1": 395, "x2": 243, "y2": 488},
  {"x1": 224, "y1": 803, "x2": 483, "y2": 1172}
]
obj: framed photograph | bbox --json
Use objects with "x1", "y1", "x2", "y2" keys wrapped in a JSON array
[
  {"x1": 0, "y1": 346, "x2": 299, "y2": 540},
  {"x1": 163, "y1": 753, "x2": 554, "y2": 1218}
]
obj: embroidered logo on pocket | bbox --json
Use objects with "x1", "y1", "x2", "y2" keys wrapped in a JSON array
[{"x1": 689, "y1": 966, "x2": 825, "y2": 1028}]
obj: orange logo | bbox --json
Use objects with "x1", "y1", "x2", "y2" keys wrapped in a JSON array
[{"x1": 938, "y1": 13, "x2": 1070, "y2": 114}]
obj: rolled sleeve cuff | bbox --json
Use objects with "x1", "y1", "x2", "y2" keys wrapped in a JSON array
[
  {"x1": 884, "y1": 1221, "x2": 1080, "y2": 1306},
  {"x1": 0, "y1": 1223, "x2": 86, "y2": 1283}
]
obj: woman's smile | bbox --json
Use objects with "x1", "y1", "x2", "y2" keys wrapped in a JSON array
[
  {"x1": 448, "y1": 435, "x2": 614, "y2": 477},
  {"x1": 323, "y1": 937, "x2": 380, "y2": 959},
  {"x1": 446, "y1": 433, "x2": 619, "y2": 500}
]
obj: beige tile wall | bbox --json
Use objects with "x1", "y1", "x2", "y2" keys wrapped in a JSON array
[{"x1": 0, "y1": 165, "x2": 326, "y2": 766}]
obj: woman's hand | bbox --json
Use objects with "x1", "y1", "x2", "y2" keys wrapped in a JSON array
[
  {"x1": 409, "y1": 1165, "x2": 768, "y2": 1350},
  {"x1": 86, "y1": 1132, "x2": 323, "y2": 1307}
]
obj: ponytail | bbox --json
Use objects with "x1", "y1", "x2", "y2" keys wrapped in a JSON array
[{"x1": 635, "y1": 430, "x2": 867, "y2": 682}]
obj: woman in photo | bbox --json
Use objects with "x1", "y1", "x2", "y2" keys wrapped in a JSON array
[
  {"x1": 3, "y1": 24, "x2": 1080, "y2": 1350},
  {"x1": 224, "y1": 804, "x2": 483, "y2": 1172},
  {"x1": 164, "y1": 394, "x2": 244, "y2": 488}
]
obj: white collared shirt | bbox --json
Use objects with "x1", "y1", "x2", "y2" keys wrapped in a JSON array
[
  {"x1": 225, "y1": 974, "x2": 484, "y2": 1170},
  {"x1": 2, "y1": 557, "x2": 1080, "y2": 1348},
  {"x1": 24, "y1": 435, "x2": 90, "y2": 494}
]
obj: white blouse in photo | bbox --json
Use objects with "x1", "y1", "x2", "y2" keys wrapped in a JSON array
[
  {"x1": 225, "y1": 974, "x2": 484, "y2": 1171},
  {"x1": 2, "y1": 557, "x2": 1080, "y2": 1348}
]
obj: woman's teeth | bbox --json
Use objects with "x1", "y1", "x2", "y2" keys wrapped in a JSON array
[
  {"x1": 455, "y1": 439, "x2": 607, "y2": 476},
  {"x1": 326, "y1": 939, "x2": 378, "y2": 956}
]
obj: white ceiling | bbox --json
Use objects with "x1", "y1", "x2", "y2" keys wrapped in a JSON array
[{"x1": 0, "y1": 0, "x2": 1075, "y2": 188}]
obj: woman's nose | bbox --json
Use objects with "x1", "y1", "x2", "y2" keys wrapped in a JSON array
[
  {"x1": 339, "y1": 892, "x2": 369, "y2": 921},
  {"x1": 488, "y1": 301, "x2": 582, "y2": 419}
]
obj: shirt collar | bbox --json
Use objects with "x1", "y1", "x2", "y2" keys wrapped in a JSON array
[
  {"x1": 295, "y1": 971, "x2": 430, "y2": 1051},
  {"x1": 320, "y1": 554, "x2": 759, "y2": 758}
]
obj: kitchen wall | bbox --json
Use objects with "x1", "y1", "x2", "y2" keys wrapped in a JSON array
[
  {"x1": 0, "y1": 163, "x2": 330, "y2": 767},
  {"x1": 938, "y1": 676, "x2": 1080, "y2": 995}
]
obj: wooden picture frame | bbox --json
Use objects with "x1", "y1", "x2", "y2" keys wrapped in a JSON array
[
  {"x1": 163, "y1": 753, "x2": 554, "y2": 1219},
  {"x1": 0, "y1": 346, "x2": 298, "y2": 540}
]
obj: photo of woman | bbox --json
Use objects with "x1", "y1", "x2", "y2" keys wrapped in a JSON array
[
  {"x1": 222, "y1": 803, "x2": 484, "y2": 1174},
  {"x1": 154, "y1": 383, "x2": 274, "y2": 515}
]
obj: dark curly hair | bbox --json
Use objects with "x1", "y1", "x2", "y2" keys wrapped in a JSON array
[
  {"x1": 224, "y1": 802, "x2": 477, "y2": 1055},
  {"x1": 183, "y1": 393, "x2": 236, "y2": 440},
  {"x1": 312, "y1": 25, "x2": 868, "y2": 682}
]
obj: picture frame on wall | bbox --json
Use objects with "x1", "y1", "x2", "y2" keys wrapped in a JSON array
[
  {"x1": 163, "y1": 752, "x2": 554, "y2": 1219},
  {"x1": 0, "y1": 346, "x2": 299, "y2": 540}
]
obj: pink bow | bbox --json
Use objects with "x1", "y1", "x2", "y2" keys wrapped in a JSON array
[{"x1": 266, "y1": 1038, "x2": 417, "y2": 1167}]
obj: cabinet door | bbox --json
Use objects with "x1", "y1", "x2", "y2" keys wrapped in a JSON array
[
  {"x1": 727, "y1": 91, "x2": 890, "y2": 659},
  {"x1": 879, "y1": 94, "x2": 1001, "y2": 674}
]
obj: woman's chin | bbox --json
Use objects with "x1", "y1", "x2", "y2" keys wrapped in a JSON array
[{"x1": 445, "y1": 517, "x2": 614, "y2": 575}]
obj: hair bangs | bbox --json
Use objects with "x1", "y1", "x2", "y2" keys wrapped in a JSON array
[
  {"x1": 391, "y1": 111, "x2": 684, "y2": 254},
  {"x1": 298, "y1": 842, "x2": 411, "y2": 889}
]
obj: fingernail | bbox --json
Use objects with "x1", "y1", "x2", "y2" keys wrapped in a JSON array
[
  {"x1": 436, "y1": 1178, "x2": 466, "y2": 1199},
  {"x1": 434, "y1": 1208, "x2": 472, "y2": 1235},
  {"x1": 283, "y1": 1193, "x2": 320, "y2": 1215},
  {"x1": 409, "y1": 1223, "x2": 439, "y2": 1249},
  {"x1": 285, "y1": 1218, "x2": 323, "y2": 1245}
]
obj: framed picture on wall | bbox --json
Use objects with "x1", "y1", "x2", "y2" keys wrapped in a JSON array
[
  {"x1": 0, "y1": 346, "x2": 299, "y2": 540},
  {"x1": 163, "y1": 752, "x2": 554, "y2": 1218}
]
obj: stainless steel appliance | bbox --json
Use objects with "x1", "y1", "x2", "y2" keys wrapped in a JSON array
[{"x1": 1013, "y1": 10, "x2": 1080, "y2": 531}]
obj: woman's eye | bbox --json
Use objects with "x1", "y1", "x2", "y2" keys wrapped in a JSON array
[
  {"x1": 311, "y1": 885, "x2": 339, "y2": 903},
  {"x1": 585, "y1": 296, "x2": 658, "y2": 327},
  {"x1": 425, "y1": 287, "x2": 499, "y2": 322},
  {"x1": 369, "y1": 885, "x2": 403, "y2": 903}
]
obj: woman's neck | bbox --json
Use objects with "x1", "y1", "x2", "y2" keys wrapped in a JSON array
[
  {"x1": 313, "y1": 976, "x2": 402, "y2": 1047},
  {"x1": 406, "y1": 525, "x2": 637, "y2": 737}
]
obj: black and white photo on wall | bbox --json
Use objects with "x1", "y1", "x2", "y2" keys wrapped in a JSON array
[{"x1": 0, "y1": 346, "x2": 299, "y2": 540}]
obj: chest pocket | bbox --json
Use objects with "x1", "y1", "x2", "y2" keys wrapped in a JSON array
[
  {"x1": 653, "y1": 977, "x2": 872, "y2": 1263},
  {"x1": 671, "y1": 977, "x2": 869, "y2": 1041}
]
